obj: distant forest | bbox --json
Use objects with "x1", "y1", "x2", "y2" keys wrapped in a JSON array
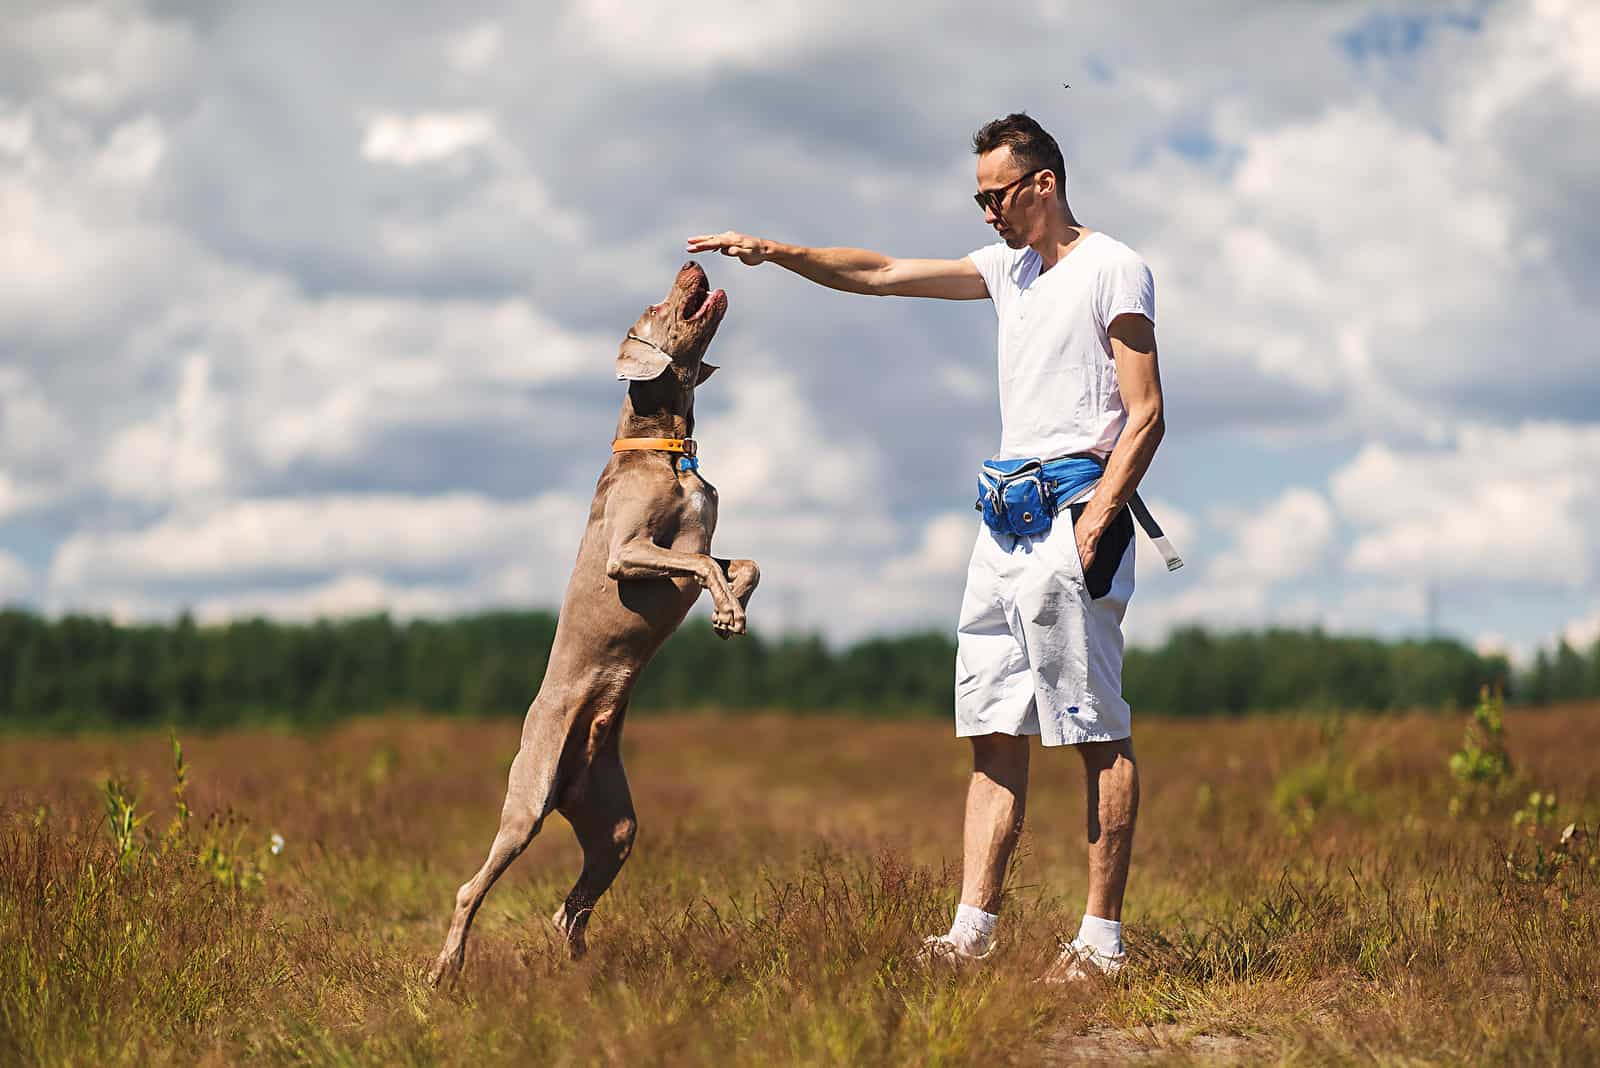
[{"x1": 0, "y1": 608, "x2": 1592, "y2": 731}]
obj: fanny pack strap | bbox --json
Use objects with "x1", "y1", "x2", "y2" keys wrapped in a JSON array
[
  {"x1": 1070, "y1": 483, "x2": 1185, "y2": 572},
  {"x1": 1057, "y1": 469, "x2": 1184, "y2": 572},
  {"x1": 1049, "y1": 452, "x2": 1182, "y2": 570},
  {"x1": 1129, "y1": 492, "x2": 1184, "y2": 571}
]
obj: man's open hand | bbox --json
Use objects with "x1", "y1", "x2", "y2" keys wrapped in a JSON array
[{"x1": 686, "y1": 231, "x2": 768, "y2": 265}]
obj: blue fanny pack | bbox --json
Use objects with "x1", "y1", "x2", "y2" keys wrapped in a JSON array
[{"x1": 976, "y1": 454, "x2": 1104, "y2": 539}]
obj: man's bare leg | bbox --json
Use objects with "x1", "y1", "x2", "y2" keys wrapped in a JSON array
[
  {"x1": 915, "y1": 732, "x2": 1031, "y2": 962},
  {"x1": 1039, "y1": 737, "x2": 1138, "y2": 982},
  {"x1": 1079, "y1": 737, "x2": 1138, "y2": 920},
  {"x1": 960, "y1": 732, "x2": 1031, "y2": 912}
]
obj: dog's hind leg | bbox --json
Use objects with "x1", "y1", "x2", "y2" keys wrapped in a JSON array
[
  {"x1": 429, "y1": 742, "x2": 560, "y2": 985},
  {"x1": 551, "y1": 729, "x2": 636, "y2": 960}
]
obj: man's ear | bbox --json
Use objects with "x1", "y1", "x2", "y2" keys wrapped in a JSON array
[
  {"x1": 615, "y1": 338, "x2": 672, "y2": 381},
  {"x1": 696, "y1": 362, "x2": 719, "y2": 385}
]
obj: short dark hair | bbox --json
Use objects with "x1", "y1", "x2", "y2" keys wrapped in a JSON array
[{"x1": 972, "y1": 113, "x2": 1067, "y2": 201}]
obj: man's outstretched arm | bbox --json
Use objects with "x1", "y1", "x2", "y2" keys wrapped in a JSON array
[{"x1": 686, "y1": 230, "x2": 988, "y2": 300}]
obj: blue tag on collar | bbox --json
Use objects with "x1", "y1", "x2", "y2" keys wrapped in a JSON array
[{"x1": 677, "y1": 455, "x2": 699, "y2": 472}]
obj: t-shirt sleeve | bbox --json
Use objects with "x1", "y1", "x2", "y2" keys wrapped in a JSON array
[
  {"x1": 1097, "y1": 248, "x2": 1155, "y2": 328},
  {"x1": 965, "y1": 242, "x2": 1008, "y2": 301}
]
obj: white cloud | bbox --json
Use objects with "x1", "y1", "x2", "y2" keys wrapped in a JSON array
[
  {"x1": 0, "y1": 473, "x2": 32, "y2": 522},
  {"x1": 1211, "y1": 488, "x2": 1336, "y2": 585},
  {"x1": 844, "y1": 510, "x2": 978, "y2": 632},
  {"x1": 0, "y1": 107, "x2": 36, "y2": 161},
  {"x1": 0, "y1": 368, "x2": 70, "y2": 474},
  {"x1": 445, "y1": 22, "x2": 503, "y2": 73},
  {"x1": 1126, "y1": 489, "x2": 1334, "y2": 644},
  {"x1": 1127, "y1": 91, "x2": 1594, "y2": 439},
  {"x1": 1561, "y1": 607, "x2": 1600, "y2": 652},
  {"x1": 187, "y1": 572, "x2": 475, "y2": 624},
  {"x1": 93, "y1": 115, "x2": 166, "y2": 183},
  {"x1": 100, "y1": 352, "x2": 227, "y2": 505},
  {"x1": 1127, "y1": 579, "x2": 1274, "y2": 644},
  {"x1": 696, "y1": 364, "x2": 888, "y2": 514},
  {"x1": 361, "y1": 111, "x2": 498, "y2": 166},
  {"x1": 937, "y1": 362, "x2": 989, "y2": 402},
  {"x1": 48, "y1": 490, "x2": 588, "y2": 591},
  {"x1": 1332, "y1": 423, "x2": 1600, "y2": 589},
  {"x1": 231, "y1": 289, "x2": 603, "y2": 472},
  {"x1": 8, "y1": 2, "x2": 196, "y2": 113},
  {"x1": 568, "y1": 0, "x2": 832, "y2": 71}
]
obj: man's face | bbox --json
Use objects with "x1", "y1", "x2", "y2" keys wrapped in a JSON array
[{"x1": 975, "y1": 148, "x2": 1049, "y2": 249}]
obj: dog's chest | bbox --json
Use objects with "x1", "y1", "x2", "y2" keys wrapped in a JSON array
[{"x1": 672, "y1": 470, "x2": 718, "y2": 546}]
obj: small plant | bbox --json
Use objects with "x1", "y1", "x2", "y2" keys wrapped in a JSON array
[
  {"x1": 1512, "y1": 790, "x2": 1558, "y2": 836},
  {"x1": 1193, "y1": 781, "x2": 1219, "y2": 829},
  {"x1": 102, "y1": 776, "x2": 147, "y2": 870},
  {"x1": 166, "y1": 730, "x2": 192, "y2": 847},
  {"x1": 1272, "y1": 714, "x2": 1354, "y2": 836},
  {"x1": 1448, "y1": 686, "x2": 1513, "y2": 817},
  {"x1": 98, "y1": 733, "x2": 278, "y2": 891},
  {"x1": 1505, "y1": 821, "x2": 1596, "y2": 888}
]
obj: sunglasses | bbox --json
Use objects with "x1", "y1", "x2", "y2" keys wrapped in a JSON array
[{"x1": 973, "y1": 169, "x2": 1042, "y2": 214}]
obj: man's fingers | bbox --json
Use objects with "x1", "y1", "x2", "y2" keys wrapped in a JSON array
[
  {"x1": 686, "y1": 231, "x2": 734, "y2": 250},
  {"x1": 686, "y1": 231, "x2": 760, "y2": 260}
]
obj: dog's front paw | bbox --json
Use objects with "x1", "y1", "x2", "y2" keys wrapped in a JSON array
[
  {"x1": 728, "y1": 558, "x2": 761, "y2": 605},
  {"x1": 711, "y1": 600, "x2": 747, "y2": 638}
]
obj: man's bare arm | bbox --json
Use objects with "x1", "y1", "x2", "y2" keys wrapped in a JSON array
[
  {"x1": 1075, "y1": 313, "x2": 1165, "y2": 572},
  {"x1": 686, "y1": 230, "x2": 988, "y2": 300}
]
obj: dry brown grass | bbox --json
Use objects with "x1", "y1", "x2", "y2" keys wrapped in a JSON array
[{"x1": 2, "y1": 704, "x2": 1597, "y2": 1065}]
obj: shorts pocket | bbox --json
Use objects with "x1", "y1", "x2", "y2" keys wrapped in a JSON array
[{"x1": 1068, "y1": 503, "x2": 1135, "y2": 600}]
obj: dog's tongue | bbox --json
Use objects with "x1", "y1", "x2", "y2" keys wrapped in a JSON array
[{"x1": 688, "y1": 288, "x2": 724, "y2": 322}]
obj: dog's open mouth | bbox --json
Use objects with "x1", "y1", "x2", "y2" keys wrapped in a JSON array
[
  {"x1": 688, "y1": 287, "x2": 724, "y2": 322},
  {"x1": 682, "y1": 274, "x2": 723, "y2": 322}
]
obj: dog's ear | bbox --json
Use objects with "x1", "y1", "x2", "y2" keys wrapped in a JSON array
[
  {"x1": 615, "y1": 338, "x2": 672, "y2": 382},
  {"x1": 696, "y1": 362, "x2": 719, "y2": 385}
]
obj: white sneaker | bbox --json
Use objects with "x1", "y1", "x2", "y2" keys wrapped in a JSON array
[
  {"x1": 1037, "y1": 937, "x2": 1126, "y2": 983},
  {"x1": 916, "y1": 933, "x2": 994, "y2": 969}
]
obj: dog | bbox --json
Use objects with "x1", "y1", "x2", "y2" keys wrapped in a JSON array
[{"x1": 430, "y1": 261, "x2": 758, "y2": 983}]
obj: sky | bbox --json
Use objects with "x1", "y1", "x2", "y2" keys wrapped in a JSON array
[{"x1": 1, "y1": 0, "x2": 1597, "y2": 662}]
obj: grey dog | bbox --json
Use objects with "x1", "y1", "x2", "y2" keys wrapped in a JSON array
[{"x1": 430, "y1": 262, "x2": 759, "y2": 983}]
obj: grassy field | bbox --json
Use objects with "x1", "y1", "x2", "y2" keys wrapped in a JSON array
[{"x1": 2, "y1": 702, "x2": 1597, "y2": 1065}]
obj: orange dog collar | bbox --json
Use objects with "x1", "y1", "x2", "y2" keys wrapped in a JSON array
[{"x1": 612, "y1": 437, "x2": 696, "y2": 456}]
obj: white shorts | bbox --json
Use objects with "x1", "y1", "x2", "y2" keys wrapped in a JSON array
[{"x1": 954, "y1": 502, "x2": 1136, "y2": 747}]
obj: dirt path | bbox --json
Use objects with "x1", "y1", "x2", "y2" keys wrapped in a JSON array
[{"x1": 1040, "y1": 1024, "x2": 1258, "y2": 1064}]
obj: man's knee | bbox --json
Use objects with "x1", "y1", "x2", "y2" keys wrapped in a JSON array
[
  {"x1": 1077, "y1": 737, "x2": 1135, "y2": 772},
  {"x1": 970, "y1": 732, "x2": 1029, "y2": 775}
]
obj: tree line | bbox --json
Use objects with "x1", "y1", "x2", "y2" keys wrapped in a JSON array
[{"x1": 0, "y1": 608, "x2": 1588, "y2": 731}]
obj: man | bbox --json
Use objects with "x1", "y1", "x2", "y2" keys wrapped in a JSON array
[{"x1": 687, "y1": 112, "x2": 1165, "y2": 980}]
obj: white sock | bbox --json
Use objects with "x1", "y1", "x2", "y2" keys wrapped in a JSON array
[
  {"x1": 1077, "y1": 914, "x2": 1123, "y2": 957},
  {"x1": 948, "y1": 903, "x2": 998, "y2": 955}
]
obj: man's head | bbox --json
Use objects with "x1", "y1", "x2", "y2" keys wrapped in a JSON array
[
  {"x1": 616, "y1": 260, "x2": 728, "y2": 385},
  {"x1": 972, "y1": 113, "x2": 1069, "y2": 248}
]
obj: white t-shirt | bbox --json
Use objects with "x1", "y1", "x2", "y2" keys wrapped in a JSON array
[{"x1": 966, "y1": 232, "x2": 1155, "y2": 462}]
